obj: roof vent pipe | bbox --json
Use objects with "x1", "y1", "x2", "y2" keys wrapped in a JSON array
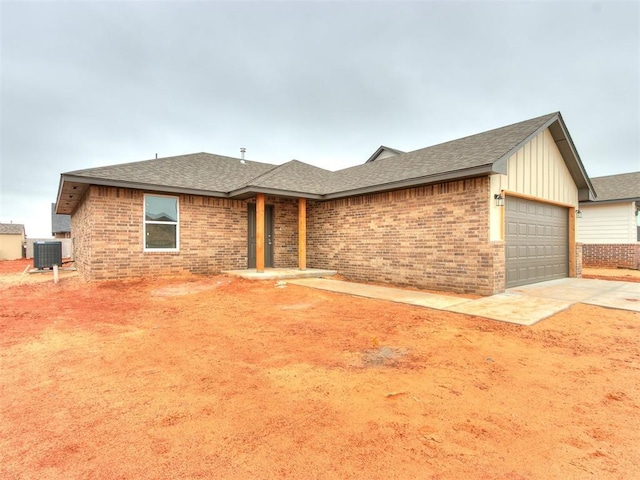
[{"x1": 240, "y1": 147, "x2": 246, "y2": 164}]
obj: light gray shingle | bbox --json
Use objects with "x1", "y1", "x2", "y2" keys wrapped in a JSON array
[
  {"x1": 65, "y1": 152, "x2": 278, "y2": 193},
  {"x1": 0, "y1": 223, "x2": 25, "y2": 235},
  {"x1": 60, "y1": 113, "x2": 572, "y2": 201},
  {"x1": 324, "y1": 112, "x2": 558, "y2": 194},
  {"x1": 590, "y1": 172, "x2": 640, "y2": 201}
]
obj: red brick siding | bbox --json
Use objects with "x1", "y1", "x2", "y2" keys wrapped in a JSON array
[
  {"x1": 582, "y1": 243, "x2": 640, "y2": 269},
  {"x1": 71, "y1": 187, "x2": 301, "y2": 281},
  {"x1": 492, "y1": 241, "x2": 506, "y2": 293},
  {"x1": 71, "y1": 190, "x2": 92, "y2": 278},
  {"x1": 307, "y1": 178, "x2": 498, "y2": 295},
  {"x1": 575, "y1": 243, "x2": 583, "y2": 277}
]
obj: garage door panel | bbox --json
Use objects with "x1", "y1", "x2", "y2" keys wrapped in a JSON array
[{"x1": 505, "y1": 197, "x2": 568, "y2": 288}]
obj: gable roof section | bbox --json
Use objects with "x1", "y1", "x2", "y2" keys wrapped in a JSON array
[
  {"x1": 325, "y1": 112, "x2": 570, "y2": 196},
  {"x1": 585, "y1": 172, "x2": 640, "y2": 203},
  {"x1": 232, "y1": 160, "x2": 334, "y2": 197},
  {"x1": 0, "y1": 223, "x2": 25, "y2": 235},
  {"x1": 56, "y1": 112, "x2": 595, "y2": 214}
]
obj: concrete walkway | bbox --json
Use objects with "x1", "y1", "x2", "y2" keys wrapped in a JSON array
[
  {"x1": 288, "y1": 277, "x2": 640, "y2": 326},
  {"x1": 224, "y1": 268, "x2": 337, "y2": 280}
]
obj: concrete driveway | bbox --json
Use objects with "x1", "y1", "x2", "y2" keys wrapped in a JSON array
[{"x1": 289, "y1": 277, "x2": 640, "y2": 326}]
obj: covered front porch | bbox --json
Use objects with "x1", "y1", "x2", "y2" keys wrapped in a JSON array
[{"x1": 242, "y1": 193, "x2": 326, "y2": 277}]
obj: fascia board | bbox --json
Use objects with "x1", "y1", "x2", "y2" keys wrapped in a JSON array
[
  {"x1": 548, "y1": 116, "x2": 596, "y2": 196},
  {"x1": 60, "y1": 175, "x2": 230, "y2": 198}
]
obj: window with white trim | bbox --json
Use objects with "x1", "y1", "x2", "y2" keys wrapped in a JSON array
[{"x1": 144, "y1": 194, "x2": 179, "y2": 251}]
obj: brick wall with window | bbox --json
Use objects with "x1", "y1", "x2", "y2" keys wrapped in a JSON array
[
  {"x1": 306, "y1": 177, "x2": 500, "y2": 295},
  {"x1": 71, "y1": 186, "x2": 246, "y2": 280},
  {"x1": 71, "y1": 187, "x2": 301, "y2": 281}
]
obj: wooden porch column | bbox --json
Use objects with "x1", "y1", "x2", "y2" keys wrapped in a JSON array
[
  {"x1": 298, "y1": 198, "x2": 307, "y2": 270},
  {"x1": 256, "y1": 193, "x2": 265, "y2": 273}
]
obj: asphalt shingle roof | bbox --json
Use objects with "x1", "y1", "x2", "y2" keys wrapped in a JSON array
[
  {"x1": 245, "y1": 160, "x2": 334, "y2": 195},
  {"x1": 66, "y1": 152, "x2": 277, "y2": 193},
  {"x1": 0, "y1": 223, "x2": 25, "y2": 235},
  {"x1": 590, "y1": 172, "x2": 640, "y2": 201},
  {"x1": 61, "y1": 112, "x2": 579, "y2": 205},
  {"x1": 325, "y1": 112, "x2": 557, "y2": 194}
]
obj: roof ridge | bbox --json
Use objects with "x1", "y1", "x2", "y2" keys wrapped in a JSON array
[
  {"x1": 243, "y1": 160, "x2": 296, "y2": 186},
  {"x1": 405, "y1": 112, "x2": 559, "y2": 155}
]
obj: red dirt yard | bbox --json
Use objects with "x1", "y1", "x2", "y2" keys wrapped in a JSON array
[{"x1": 1, "y1": 261, "x2": 639, "y2": 479}]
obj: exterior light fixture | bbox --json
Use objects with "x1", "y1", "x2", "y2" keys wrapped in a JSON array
[
  {"x1": 576, "y1": 209, "x2": 583, "y2": 218},
  {"x1": 494, "y1": 193, "x2": 504, "y2": 207}
]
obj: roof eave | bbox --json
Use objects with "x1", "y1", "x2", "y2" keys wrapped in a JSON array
[
  {"x1": 57, "y1": 175, "x2": 233, "y2": 215},
  {"x1": 548, "y1": 113, "x2": 596, "y2": 199},
  {"x1": 323, "y1": 165, "x2": 495, "y2": 200},
  {"x1": 63, "y1": 175, "x2": 232, "y2": 196},
  {"x1": 228, "y1": 186, "x2": 324, "y2": 200},
  {"x1": 579, "y1": 197, "x2": 640, "y2": 206}
]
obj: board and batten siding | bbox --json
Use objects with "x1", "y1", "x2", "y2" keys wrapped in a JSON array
[
  {"x1": 490, "y1": 128, "x2": 579, "y2": 241},
  {"x1": 577, "y1": 202, "x2": 638, "y2": 243}
]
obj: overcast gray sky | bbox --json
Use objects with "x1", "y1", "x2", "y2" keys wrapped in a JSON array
[{"x1": 1, "y1": 0, "x2": 638, "y2": 237}]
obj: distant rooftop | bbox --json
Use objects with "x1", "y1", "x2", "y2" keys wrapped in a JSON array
[
  {"x1": 51, "y1": 203, "x2": 71, "y2": 233},
  {"x1": 590, "y1": 172, "x2": 640, "y2": 202},
  {"x1": 0, "y1": 223, "x2": 25, "y2": 235}
]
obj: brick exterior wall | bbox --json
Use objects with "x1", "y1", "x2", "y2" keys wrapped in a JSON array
[
  {"x1": 71, "y1": 190, "x2": 92, "y2": 278},
  {"x1": 491, "y1": 241, "x2": 506, "y2": 293},
  {"x1": 307, "y1": 177, "x2": 499, "y2": 295},
  {"x1": 72, "y1": 179, "x2": 582, "y2": 294},
  {"x1": 270, "y1": 196, "x2": 299, "y2": 268},
  {"x1": 582, "y1": 243, "x2": 640, "y2": 270},
  {"x1": 71, "y1": 187, "x2": 299, "y2": 281},
  {"x1": 575, "y1": 243, "x2": 583, "y2": 277}
]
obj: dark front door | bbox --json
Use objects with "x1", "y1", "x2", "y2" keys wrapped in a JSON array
[{"x1": 247, "y1": 204, "x2": 274, "y2": 268}]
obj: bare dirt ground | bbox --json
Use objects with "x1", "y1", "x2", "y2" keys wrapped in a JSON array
[
  {"x1": 1, "y1": 260, "x2": 639, "y2": 479},
  {"x1": 583, "y1": 266, "x2": 640, "y2": 283},
  {"x1": 0, "y1": 258, "x2": 78, "y2": 289}
]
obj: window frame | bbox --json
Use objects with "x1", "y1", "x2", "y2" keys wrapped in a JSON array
[{"x1": 143, "y1": 193, "x2": 180, "y2": 252}]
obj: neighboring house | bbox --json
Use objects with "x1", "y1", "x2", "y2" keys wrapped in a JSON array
[
  {"x1": 0, "y1": 223, "x2": 26, "y2": 260},
  {"x1": 55, "y1": 112, "x2": 594, "y2": 295},
  {"x1": 51, "y1": 203, "x2": 72, "y2": 238},
  {"x1": 578, "y1": 172, "x2": 640, "y2": 270}
]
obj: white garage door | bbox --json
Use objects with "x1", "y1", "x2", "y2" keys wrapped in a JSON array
[{"x1": 505, "y1": 197, "x2": 568, "y2": 288}]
